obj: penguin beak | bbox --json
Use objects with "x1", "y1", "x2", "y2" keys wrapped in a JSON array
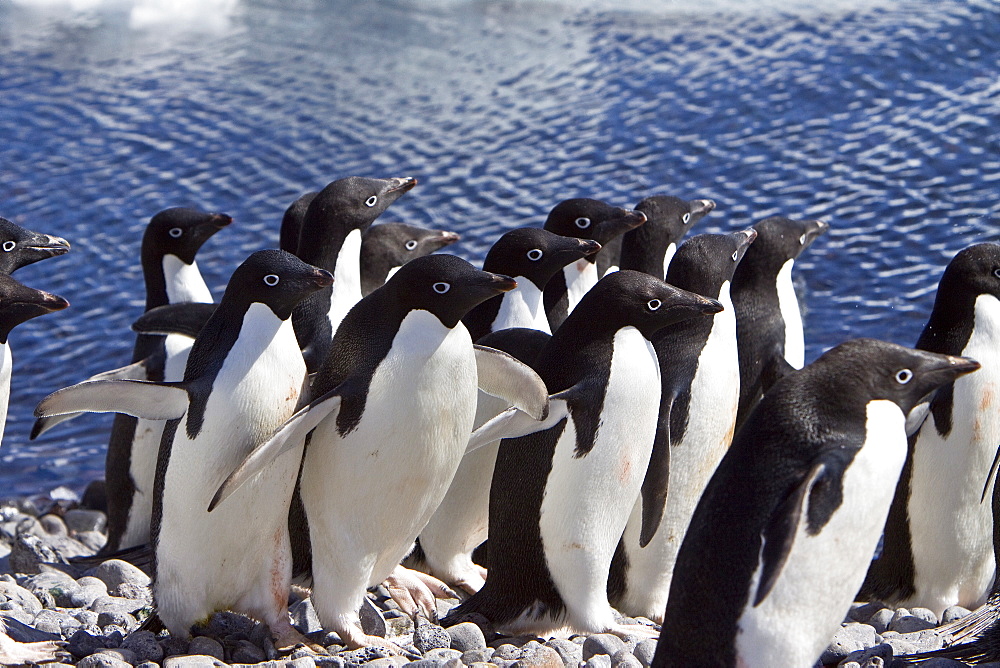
[
  {"x1": 309, "y1": 268, "x2": 335, "y2": 290},
  {"x1": 207, "y1": 213, "x2": 233, "y2": 229},
  {"x1": 799, "y1": 220, "x2": 829, "y2": 247},
  {"x1": 386, "y1": 177, "x2": 418, "y2": 195},
  {"x1": 733, "y1": 228, "x2": 757, "y2": 262},
  {"x1": 689, "y1": 199, "x2": 716, "y2": 218},
  {"x1": 487, "y1": 273, "x2": 517, "y2": 294},
  {"x1": 579, "y1": 239, "x2": 602, "y2": 256},
  {"x1": 434, "y1": 231, "x2": 461, "y2": 246},
  {"x1": 24, "y1": 233, "x2": 71, "y2": 258}
]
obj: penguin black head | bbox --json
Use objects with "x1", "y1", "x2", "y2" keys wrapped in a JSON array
[
  {"x1": 279, "y1": 191, "x2": 318, "y2": 254},
  {"x1": 382, "y1": 253, "x2": 516, "y2": 328},
  {"x1": 483, "y1": 227, "x2": 601, "y2": 289},
  {"x1": 0, "y1": 274, "x2": 69, "y2": 344},
  {"x1": 143, "y1": 207, "x2": 233, "y2": 265},
  {"x1": 810, "y1": 338, "x2": 980, "y2": 416},
  {"x1": 223, "y1": 250, "x2": 334, "y2": 320},
  {"x1": 0, "y1": 217, "x2": 71, "y2": 274},
  {"x1": 302, "y1": 176, "x2": 417, "y2": 240},
  {"x1": 543, "y1": 198, "x2": 647, "y2": 252},
  {"x1": 635, "y1": 195, "x2": 715, "y2": 241},
  {"x1": 365, "y1": 222, "x2": 460, "y2": 260},
  {"x1": 936, "y1": 243, "x2": 1000, "y2": 303},
  {"x1": 739, "y1": 216, "x2": 828, "y2": 275},
  {"x1": 571, "y1": 269, "x2": 723, "y2": 340},
  {"x1": 667, "y1": 228, "x2": 757, "y2": 295}
]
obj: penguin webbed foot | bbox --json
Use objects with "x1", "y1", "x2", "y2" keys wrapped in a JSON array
[
  {"x1": 336, "y1": 624, "x2": 418, "y2": 657},
  {"x1": 608, "y1": 622, "x2": 660, "y2": 640},
  {"x1": 451, "y1": 564, "x2": 489, "y2": 596},
  {"x1": 270, "y1": 620, "x2": 328, "y2": 656},
  {"x1": 0, "y1": 634, "x2": 65, "y2": 666},
  {"x1": 383, "y1": 565, "x2": 459, "y2": 621}
]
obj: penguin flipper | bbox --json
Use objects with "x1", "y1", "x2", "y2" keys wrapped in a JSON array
[
  {"x1": 34, "y1": 380, "x2": 190, "y2": 421},
  {"x1": 905, "y1": 400, "x2": 931, "y2": 438},
  {"x1": 638, "y1": 390, "x2": 677, "y2": 548},
  {"x1": 754, "y1": 450, "x2": 849, "y2": 606},
  {"x1": 473, "y1": 344, "x2": 549, "y2": 420},
  {"x1": 209, "y1": 390, "x2": 342, "y2": 511},
  {"x1": 466, "y1": 397, "x2": 570, "y2": 454},
  {"x1": 29, "y1": 353, "x2": 163, "y2": 439},
  {"x1": 132, "y1": 302, "x2": 217, "y2": 338}
]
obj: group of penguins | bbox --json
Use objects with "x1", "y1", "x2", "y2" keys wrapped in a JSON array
[{"x1": 1, "y1": 174, "x2": 999, "y2": 668}]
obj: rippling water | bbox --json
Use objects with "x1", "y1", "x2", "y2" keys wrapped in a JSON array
[{"x1": 0, "y1": 0, "x2": 997, "y2": 497}]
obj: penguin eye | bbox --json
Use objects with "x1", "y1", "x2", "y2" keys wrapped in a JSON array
[
  {"x1": 526, "y1": 249, "x2": 543, "y2": 261},
  {"x1": 731, "y1": 250, "x2": 739, "y2": 262},
  {"x1": 682, "y1": 213, "x2": 691, "y2": 224},
  {"x1": 433, "y1": 282, "x2": 450, "y2": 294},
  {"x1": 647, "y1": 299, "x2": 662, "y2": 311},
  {"x1": 574, "y1": 217, "x2": 591, "y2": 229},
  {"x1": 365, "y1": 195, "x2": 378, "y2": 208},
  {"x1": 799, "y1": 233, "x2": 807, "y2": 245},
  {"x1": 263, "y1": 274, "x2": 280, "y2": 286},
  {"x1": 2, "y1": 241, "x2": 15, "y2": 252},
  {"x1": 169, "y1": 227, "x2": 183, "y2": 238},
  {"x1": 895, "y1": 369, "x2": 913, "y2": 385},
  {"x1": 993, "y1": 268, "x2": 1000, "y2": 279},
  {"x1": 405, "y1": 240, "x2": 418, "y2": 251}
]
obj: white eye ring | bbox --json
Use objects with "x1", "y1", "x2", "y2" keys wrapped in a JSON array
[
  {"x1": 895, "y1": 369, "x2": 913, "y2": 384},
  {"x1": 405, "y1": 240, "x2": 418, "y2": 251},
  {"x1": 263, "y1": 274, "x2": 280, "y2": 286},
  {"x1": 799, "y1": 233, "x2": 807, "y2": 245},
  {"x1": 993, "y1": 268, "x2": 1000, "y2": 279},
  {"x1": 365, "y1": 195, "x2": 378, "y2": 207},
  {"x1": 682, "y1": 213, "x2": 691, "y2": 224},
  {"x1": 433, "y1": 282, "x2": 450, "y2": 294},
  {"x1": 732, "y1": 250, "x2": 739, "y2": 262},
  {"x1": 574, "y1": 217, "x2": 591, "y2": 229},
  {"x1": 526, "y1": 249, "x2": 543, "y2": 261},
  {"x1": 169, "y1": 228, "x2": 183, "y2": 238},
  {"x1": 647, "y1": 299, "x2": 662, "y2": 311},
  {"x1": 2, "y1": 241, "x2": 15, "y2": 252}
]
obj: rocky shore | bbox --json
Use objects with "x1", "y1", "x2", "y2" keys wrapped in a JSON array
[{"x1": 0, "y1": 485, "x2": 993, "y2": 668}]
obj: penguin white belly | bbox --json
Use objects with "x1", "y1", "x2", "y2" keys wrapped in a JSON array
[
  {"x1": 662, "y1": 242, "x2": 677, "y2": 280},
  {"x1": 326, "y1": 229, "x2": 363, "y2": 337},
  {"x1": 156, "y1": 307, "x2": 305, "y2": 635},
  {"x1": 619, "y1": 289, "x2": 739, "y2": 619},
  {"x1": 162, "y1": 255, "x2": 212, "y2": 304},
  {"x1": 906, "y1": 294, "x2": 1000, "y2": 614},
  {"x1": 563, "y1": 261, "x2": 599, "y2": 316},
  {"x1": 122, "y1": 333, "x2": 196, "y2": 548},
  {"x1": 736, "y1": 400, "x2": 906, "y2": 668},
  {"x1": 301, "y1": 310, "x2": 478, "y2": 629},
  {"x1": 417, "y1": 390, "x2": 508, "y2": 591},
  {"x1": 493, "y1": 280, "x2": 550, "y2": 334},
  {"x1": 776, "y1": 259, "x2": 804, "y2": 369},
  {"x1": 0, "y1": 342, "x2": 12, "y2": 443},
  {"x1": 539, "y1": 327, "x2": 660, "y2": 632}
]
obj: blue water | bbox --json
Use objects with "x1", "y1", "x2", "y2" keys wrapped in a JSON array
[{"x1": 0, "y1": 0, "x2": 997, "y2": 498}]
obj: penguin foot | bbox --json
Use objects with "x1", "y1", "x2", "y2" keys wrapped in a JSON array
[
  {"x1": 609, "y1": 623, "x2": 660, "y2": 640},
  {"x1": 270, "y1": 619, "x2": 328, "y2": 655},
  {"x1": 337, "y1": 624, "x2": 415, "y2": 656},
  {"x1": 449, "y1": 564, "x2": 488, "y2": 595},
  {"x1": 384, "y1": 565, "x2": 459, "y2": 620},
  {"x1": 0, "y1": 633, "x2": 64, "y2": 666}
]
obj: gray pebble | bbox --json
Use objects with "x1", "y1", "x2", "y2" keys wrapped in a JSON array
[
  {"x1": 867, "y1": 608, "x2": 894, "y2": 635},
  {"x1": 888, "y1": 614, "x2": 937, "y2": 634},
  {"x1": 38, "y1": 514, "x2": 68, "y2": 537},
  {"x1": 121, "y1": 629, "x2": 165, "y2": 663},
  {"x1": 545, "y1": 638, "x2": 583, "y2": 667},
  {"x1": 413, "y1": 616, "x2": 452, "y2": 653},
  {"x1": 314, "y1": 656, "x2": 347, "y2": 668},
  {"x1": 75, "y1": 653, "x2": 133, "y2": 668},
  {"x1": 338, "y1": 645, "x2": 394, "y2": 663},
  {"x1": 515, "y1": 644, "x2": 564, "y2": 668},
  {"x1": 585, "y1": 654, "x2": 613, "y2": 668},
  {"x1": 363, "y1": 657, "x2": 410, "y2": 668},
  {"x1": 65, "y1": 629, "x2": 108, "y2": 658},
  {"x1": 611, "y1": 649, "x2": 643, "y2": 668},
  {"x1": 447, "y1": 621, "x2": 487, "y2": 652},
  {"x1": 32, "y1": 607, "x2": 78, "y2": 634},
  {"x1": 632, "y1": 638, "x2": 657, "y2": 668},
  {"x1": 360, "y1": 597, "x2": 388, "y2": 638},
  {"x1": 847, "y1": 601, "x2": 885, "y2": 623},
  {"x1": 188, "y1": 635, "x2": 226, "y2": 660},
  {"x1": 941, "y1": 605, "x2": 972, "y2": 624},
  {"x1": 90, "y1": 594, "x2": 147, "y2": 616},
  {"x1": 68, "y1": 582, "x2": 110, "y2": 609},
  {"x1": 163, "y1": 656, "x2": 229, "y2": 668},
  {"x1": 231, "y1": 637, "x2": 267, "y2": 663},
  {"x1": 821, "y1": 622, "x2": 880, "y2": 664},
  {"x1": 92, "y1": 559, "x2": 151, "y2": 596},
  {"x1": 492, "y1": 644, "x2": 523, "y2": 661},
  {"x1": 75, "y1": 530, "x2": 108, "y2": 552},
  {"x1": 64, "y1": 509, "x2": 107, "y2": 534},
  {"x1": 426, "y1": 647, "x2": 463, "y2": 661},
  {"x1": 386, "y1": 614, "x2": 415, "y2": 637},
  {"x1": 160, "y1": 635, "x2": 190, "y2": 657},
  {"x1": 0, "y1": 579, "x2": 43, "y2": 615},
  {"x1": 291, "y1": 597, "x2": 324, "y2": 635},
  {"x1": 460, "y1": 648, "x2": 493, "y2": 664},
  {"x1": 909, "y1": 607, "x2": 939, "y2": 625},
  {"x1": 582, "y1": 634, "x2": 628, "y2": 661},
  {"x1": 97, "y1": 610, "x2": 136, "y2": 631},
  {"x1": 404, "y1": 660, "x2": 450, "y2": 668}
]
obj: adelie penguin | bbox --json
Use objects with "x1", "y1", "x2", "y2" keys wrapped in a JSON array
[
  {"x1": 542, "y1": 199, "x2": 647, "y2": 330},
  {"x1": 32, "y1": 207, "x2": 232, "y2": 554},
  {"x1": 284, "y1": 176, "x2": 417, "y2": 372},
  {"x1": 861, "y1": 243, "x2": 1000, "y2": 617},
  {"x1": 443, "y1": 270, "x2": 722, "y2": 638},
  {"x1": 0, "y1": 217, "x2": 70, "y2": 273},
  {"x1": 361, "y1": 222, "x2": 461, "y2": 295},
  {"x1": 36, "y1": 250, "x2": 333, "y2": 648},
  {"x1": 732, "y1": 215, "x2": 828, "y2": 430},
  {"x1": 211, "y1": 254, "x2": 550, "y2": 651},
  {"x1": 652, "y1": 339, "x2": 980, "y2": 668},
  {"x1": 609, "y1": 228, "x2": 756, "y2": 622},
  {"x1": 613, "y1": 195, "x2": 716, "y2": 278}
]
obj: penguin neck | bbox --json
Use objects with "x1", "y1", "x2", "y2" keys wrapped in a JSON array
[
  {"x1": 326, "y1": 228, "x2": 364, "y2": 334},
  {"x1": 620, "y1": 228, "x2": 676, "y2": 280},
  {"x1": 493, "y1": 279, "x2": 550, "y2": 334},
  {"x1": 776, "y1": 259, "x2": 804, "y2": 369},
  {"x1": 662, "y1": 243, "x2": 677, "y2": 280},
  {"x1": 563, "y1": 258, "x2": 600, "y2": 313},
  {"x1": 153, "y1": 254, "x2": 213, "y2": 308},
  {"x1": 0, "y1": 342, "x2": 10, "y2": 444}
]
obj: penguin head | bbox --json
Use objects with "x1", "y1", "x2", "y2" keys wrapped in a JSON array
[
  {"x1": 364, "y1": 222, "x2": 461, "y2": 266},
  {"x1": 303, "y1": 176, "x2": 417, "y2": 238},
  {"x1": 0, "y1": 273, "x2": 69, "y2": 344},
  {"x1": 813, "y1": 338, "x2": 980, "y2": 415},
  {"x1": 279, "y1": 191, "x2": 318, "y2": 254},
  {"x1": 744, "y1": 216, "x2": 828, "y2": 272},
  {"x1": 543, "y1": 198, "x2": 647, "y2": 248},
  {"x1": 143, "y1": 207, "x2": 232, "y2": 265},
  {"x1": 574, "y1": 269, "x2": 723, "y2": 339},
  {"x1": 634, "y1": 195, "x2": 716, "y2": 241},
  {"x1": 384, "y1": 254, "x2": 516, "y2": 328},
  {"x1": 224, "y1": 249, "x2": 334, "y2": 320},
  {"x1": 483, "y1": 227, "x2": 601, "y2": 289},
  {"x1": 667, "y1": 228, "x2": 758, "y2": 295},
  {"x1": 937, "y1": 242, "x2": 1000, "y2": 301},
  {"x1": 0, "y1": 217, "x2": 70, "y2": 274}
]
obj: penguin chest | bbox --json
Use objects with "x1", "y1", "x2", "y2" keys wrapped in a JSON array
[
  {"x1": 776, "y1": 259, "x2": 804, "y2": 369},
  {"x1": 0, "y1": 342, "x2": 11, "y2": 441},
  {"x1": 661, "y1": 242, "x2": 677, "y2": 280},
  {"x1": 563, "y1": 261, "x2": 599, "y2": 313},
  {"x1": 540, "y1": 328, "x2": 660, "y2": 573},
  {"x1": 737, "y1": 400, "x2": 906, "y2": 668},
  {"x1": 494, "y1": 280, "x2": 549, "y2": 334},
  {"x1": 326, "y1": 228, "x2": 363, "y2": 336},
  {"x1": 162, "y1": 255, "x2": 212, "y2": 304}
]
